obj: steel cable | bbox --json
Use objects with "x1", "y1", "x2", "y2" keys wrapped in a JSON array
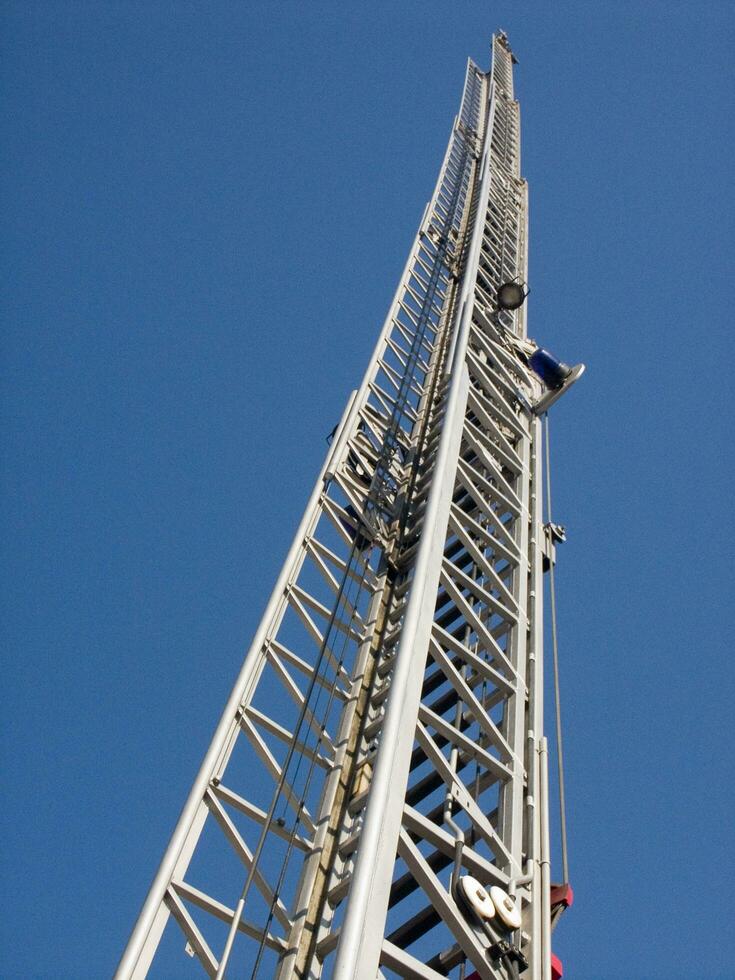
[
  {"x1": 221, "y1": 111, "x2": 477, "y2": 977},
  {"x1": 543, "y1": 412, "x2": 569, "y2": 884},
  {"x1": 249, "y1": 558, "x2": 367, "y2": 977},
  {"x1": 214, "y1": 536, "x2": 366, "y2": 979}
]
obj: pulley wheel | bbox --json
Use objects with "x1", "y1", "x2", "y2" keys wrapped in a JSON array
[
  {"x1": 457, "y1": 874, "x2": 496, "y2": 921},
  {"x1": 489, "y1": 885, "x2": 522, "y2": 930}
]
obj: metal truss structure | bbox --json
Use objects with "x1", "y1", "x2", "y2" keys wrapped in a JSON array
[{"x1": 118, "y1": 33, "x2": 576, "y2": 980}]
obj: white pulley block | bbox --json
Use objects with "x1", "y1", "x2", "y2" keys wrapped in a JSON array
[
  {"x1": 489, "y1": 885, "x2": 522, "y2": 930},
  {"x1": 457, "y1": 875, "x2": 496, "y2": 921}
]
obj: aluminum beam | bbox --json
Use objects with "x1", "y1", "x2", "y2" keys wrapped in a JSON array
[{"x1": 117, "y1": 32, "x2": 563, "y2": 980}]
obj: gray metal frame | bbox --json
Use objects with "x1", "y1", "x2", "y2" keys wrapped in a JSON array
[{"x1": 117, "y1": 34, "x2": 556, "y2": 980}]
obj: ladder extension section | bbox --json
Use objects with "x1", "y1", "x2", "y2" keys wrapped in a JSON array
[{"x1": 117, "y1": 34, "x2": 558, "y2": 980}]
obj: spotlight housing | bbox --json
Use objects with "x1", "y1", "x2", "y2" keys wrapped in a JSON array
[{"x1": 496, "y1": 281, "x2": 527, "y2": 311}]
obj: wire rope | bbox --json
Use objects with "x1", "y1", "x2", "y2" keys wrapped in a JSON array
[
  {"x1": 543, "y1": 412, "x2": 569, "y2": 884},
  {"x1": 216, "y1": 95, "x2": 479, "y2": 976},
  {"x1": 250, "y1": 560, "x2": 366, "y2": 977},
  {"x1": 236, "y1": 236, "x2": 454, "y2": 974},
  {"x1": 213, "y1": 535, "x2": 365, "y2": 979}
]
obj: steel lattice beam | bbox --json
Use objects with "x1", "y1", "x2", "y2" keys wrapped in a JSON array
[{"x1": 117, "y1": 33, "x2": 571, "y2": 980}]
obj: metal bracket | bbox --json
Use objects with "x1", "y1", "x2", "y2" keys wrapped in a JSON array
[
  {"x1": 542, "y1": 522, "x2": 566, "y2": 571},
  {"x1": 532, "y1": 363, "x2": 585, "y2": 415}
]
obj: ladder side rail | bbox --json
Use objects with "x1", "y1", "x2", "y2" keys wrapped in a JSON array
[
  {"x1": 327, "y1": 34, "x2": 543, "y2": 979},
  {"x1": 526, "y1": 415, "x2": 546, "y2": 980},
  {"x1": 377, "y1": 41, "x2": 539, "y2": 975},
  {"x1": 275, "y1": 61, "x2": 487, "y2": 980},
  {"x1": 492, "y1": 55, "x2": 532, "y2": 883},
  {"x1": 331, "y1": 65, "x2": 498, "y2": 980},
  {"x1": 115, "y1": 60, "x2": 485, "y2": 980}
]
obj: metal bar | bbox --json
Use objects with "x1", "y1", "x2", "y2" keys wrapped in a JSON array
[
  {"x1": 380, "y1": 940, "x2": 450, "y2": 980},
  {"x1": 163, "y1": 887, "x2": 219, "y2": 978},
  {"x1": 204, "y1": 790, "x2": 292, "y2": 931},
  {"x1": 333, "y1": 363, "x2": 472, "y2": 979},
  {"x1": 539, "y1": 737, "x2": 552, "y2": 979},
  {"x1": 402, "y1": 804, "x2": 508, "y2": 886},
  {"x1": 528, "y1": 413, "x2": 545, "y2": 979},
  {"x1": 209, "y1": 782, "x2": 311, "y2": 852},
  {"x1": 172, "y1": 880, "x2": 287, "y2": 953}
]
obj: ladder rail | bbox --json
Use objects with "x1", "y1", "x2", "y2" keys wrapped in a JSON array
[{"x1": 115, "y1": 58, "x2": 485, "y2": 980}]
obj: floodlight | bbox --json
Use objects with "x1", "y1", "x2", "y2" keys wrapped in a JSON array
[{"x1": 496, "y1": 281, "x2": 527, "y2": 311}]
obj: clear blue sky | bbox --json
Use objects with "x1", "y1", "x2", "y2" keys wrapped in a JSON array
[{"x1": 2, "y1": 3, "x2": 733, "y2": 978}]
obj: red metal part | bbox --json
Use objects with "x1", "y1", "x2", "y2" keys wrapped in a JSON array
[{"x1": 550, "y1": 882, "x2": 574, "y2": 909}]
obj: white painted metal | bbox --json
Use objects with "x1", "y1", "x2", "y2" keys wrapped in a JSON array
[{"x1": 117, "y1": 32, "x2": 573, "y2": 980}]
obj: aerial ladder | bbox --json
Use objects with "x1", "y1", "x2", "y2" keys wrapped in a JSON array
[{"x1": 117, "y1": 32, "x2": 581, "y2": 980}]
